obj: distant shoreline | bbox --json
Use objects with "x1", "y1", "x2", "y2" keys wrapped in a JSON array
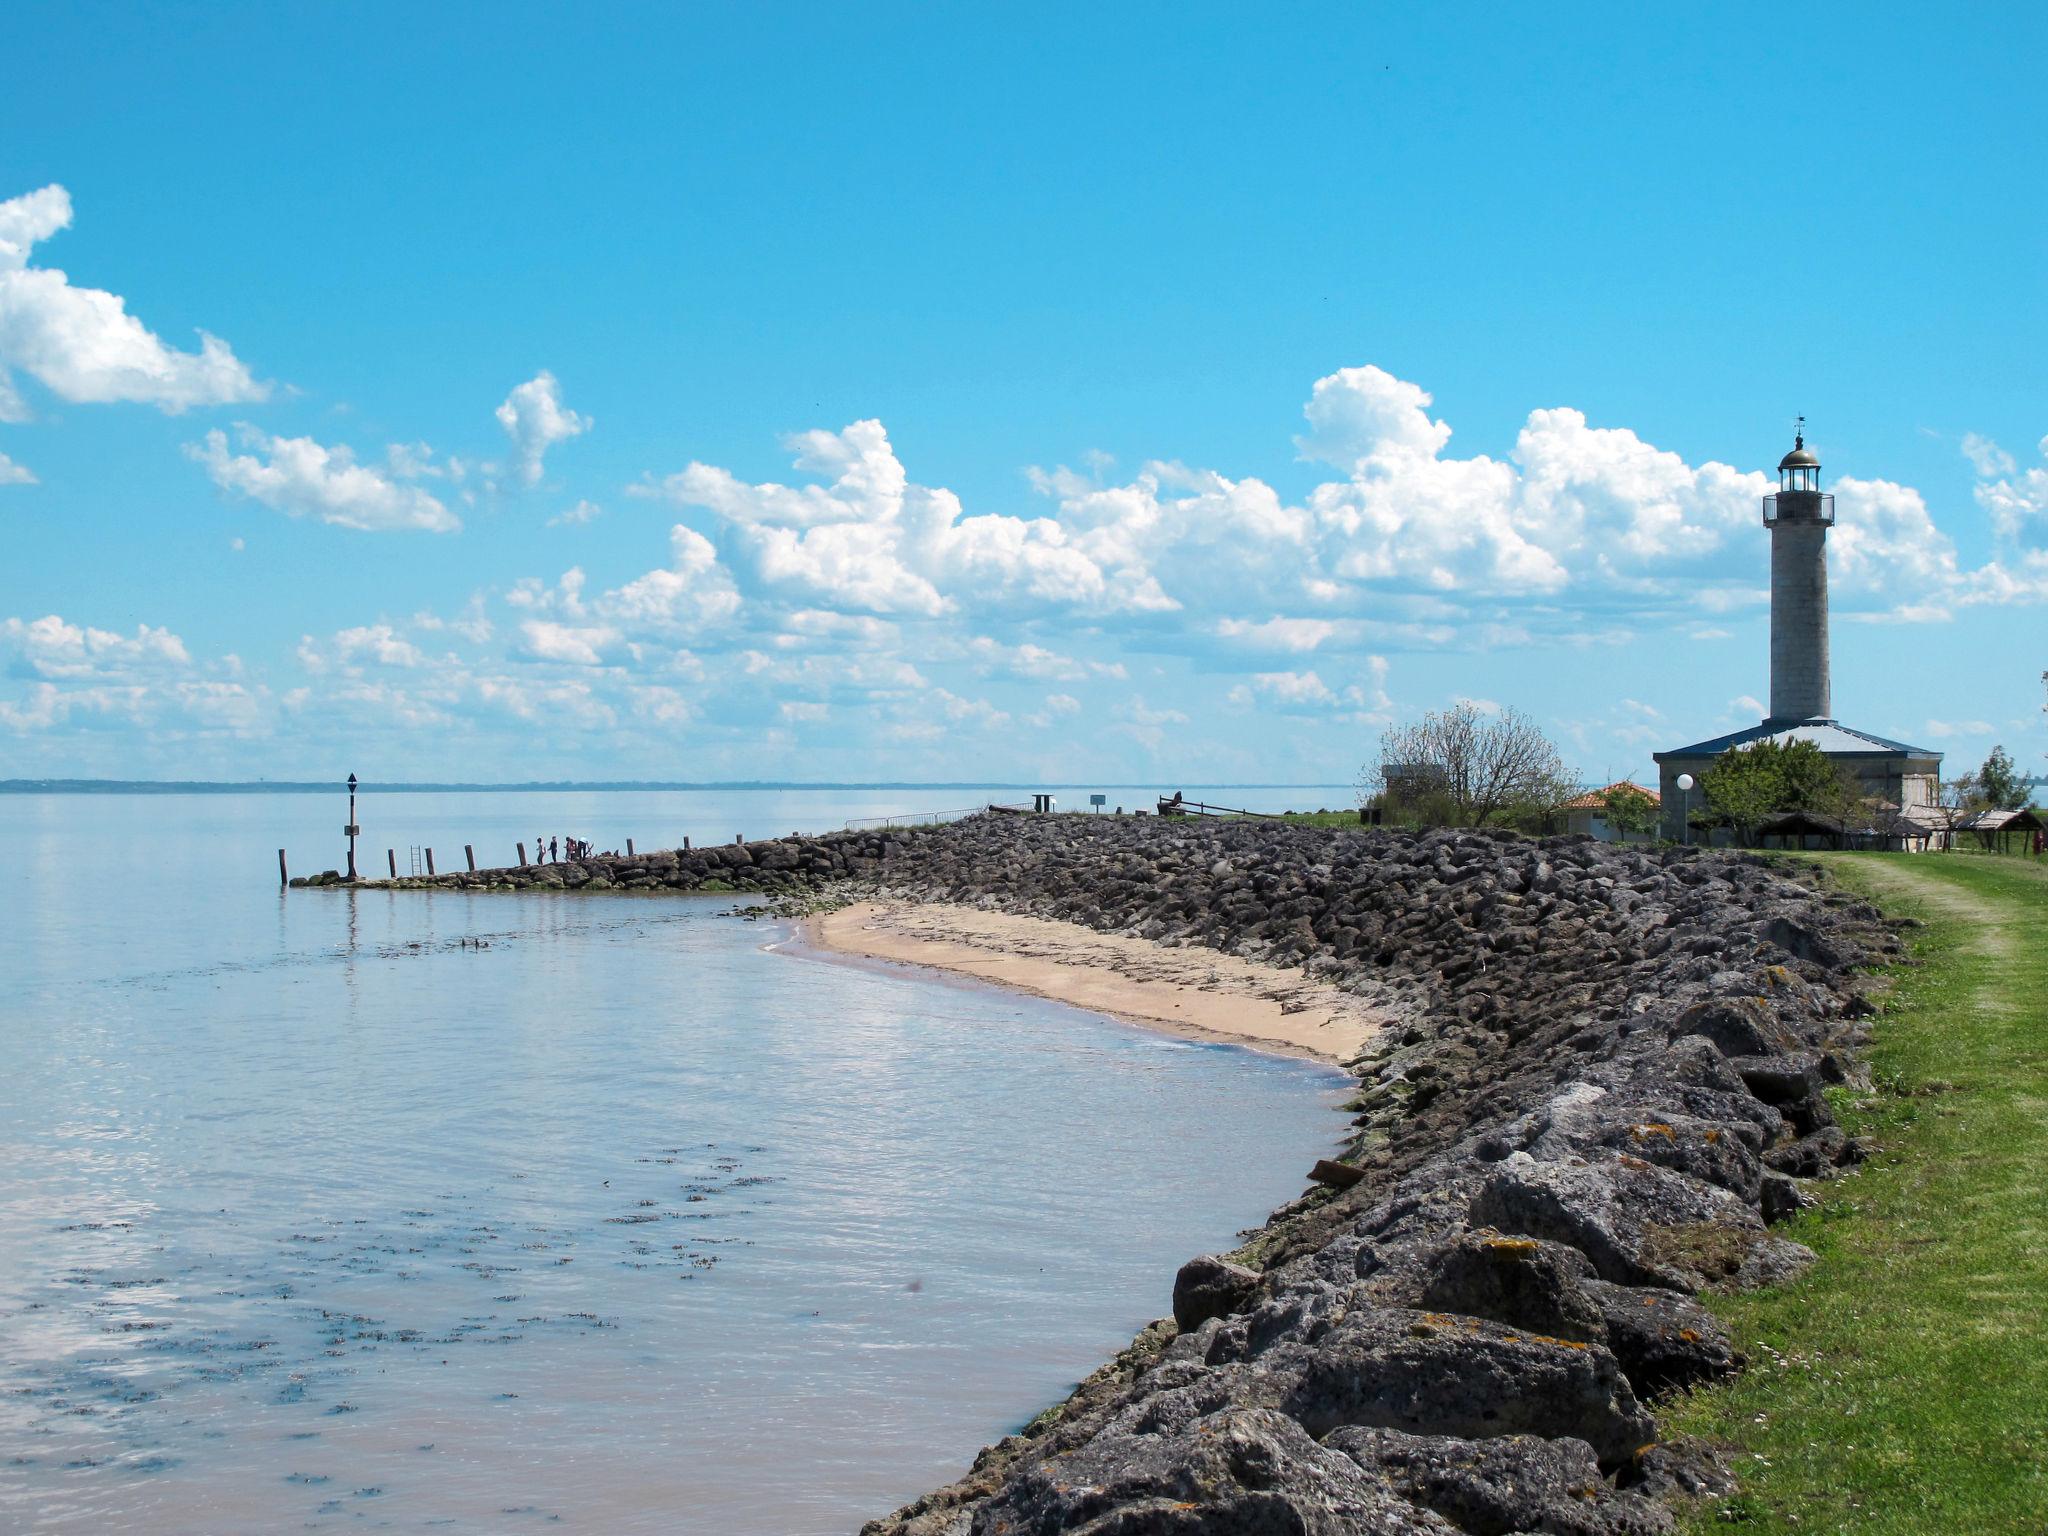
[{"x1": 0, "y1": 779, "x2": 1353, "y2": 796}]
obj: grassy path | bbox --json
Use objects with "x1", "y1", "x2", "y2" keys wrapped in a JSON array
[{"x1": 1668, "y1": 853, "x2": 2048, "y2": 1532}]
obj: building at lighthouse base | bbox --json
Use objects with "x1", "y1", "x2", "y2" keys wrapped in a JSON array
[{"x1": 1652, "y1": 718, "x2": 1942, "y2": 843}]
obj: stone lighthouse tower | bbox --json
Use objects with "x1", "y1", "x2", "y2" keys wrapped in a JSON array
[
  {"x1": 1654, "y1": 422, "x2": 1944, "y2": 841},
  {"x1": 1764, "y1": 421, "x2": 1833, "y2": 723}
]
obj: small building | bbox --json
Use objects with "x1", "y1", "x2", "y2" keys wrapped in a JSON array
[
  {"x1": 1653, "y1": 426, "x2": 1943, "y2": 839},
  {"x1": 1655, "y1": 718, "x2": 1943, "y2": 841},
  {"x1": 1558, "y1": 781, "x2": 1661, "y2": 842},
  {"x1": 1878, "y1": 803, "x2": 1949, "y2": 853}
]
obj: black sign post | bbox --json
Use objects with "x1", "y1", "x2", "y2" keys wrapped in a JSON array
[{"x1": 345, "y1": 771, "x2": 360, "y2": 882}]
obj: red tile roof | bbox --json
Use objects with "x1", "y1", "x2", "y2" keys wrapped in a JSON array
[{"x1": 1561, "y1": 780, "x2": 1661, "y2": 812}]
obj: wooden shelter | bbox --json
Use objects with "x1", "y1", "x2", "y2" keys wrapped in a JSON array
[
  {"x1": 1957, "y1": 806, "x2": 2046, "y2": 855},
  {"x1": 1756, "y1": 810, "x2": 1859, "y2": 851}
]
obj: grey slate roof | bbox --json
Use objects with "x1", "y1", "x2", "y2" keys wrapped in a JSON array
[{"x1": 1653, "y1": 717, "x2": 1941, "y2": 762}]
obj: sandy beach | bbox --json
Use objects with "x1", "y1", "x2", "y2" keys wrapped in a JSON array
[{"x1": 798, "y1": 900, "x2": 1384, "y2": 1064}]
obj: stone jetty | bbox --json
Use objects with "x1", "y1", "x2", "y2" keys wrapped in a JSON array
[{"x1": 339, "y1": 812, "x2": 1893, "y2": 1532}]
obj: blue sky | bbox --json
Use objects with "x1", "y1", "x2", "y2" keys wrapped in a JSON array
[{"x1": 3, "y1": 3, "x2": 2044, "y2": 785}]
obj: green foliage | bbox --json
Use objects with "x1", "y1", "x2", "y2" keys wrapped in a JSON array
[
  {"x1": 1976, "y1": 744, "x2": 2031, "y2": 810},
  {"x1": 1668, "y1": 854, "x2": 2048, "y2": 1533},
  {"x1": 1699, "y1": 738, "x2": 1861, "y2": 842},
  {"x1": 1275, "y1": 809, "x2": 1369, "y2": 828},
  {"x1": 1596, "y1": 783, "x2": 1660, "y2": 837}
]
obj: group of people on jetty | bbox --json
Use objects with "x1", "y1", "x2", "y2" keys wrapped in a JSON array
[{"x1": 534, "y1": 835, "x2": 606, "y2": 864}]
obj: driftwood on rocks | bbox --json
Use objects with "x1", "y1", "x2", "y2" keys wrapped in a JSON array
[{"x1": 361, "y1": 812, "x2": 1891, "y2": 1532}]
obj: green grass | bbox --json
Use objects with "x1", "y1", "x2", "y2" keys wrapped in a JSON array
[
  {"x1": 1270, "y1": 809, "x2": 1369, "y2": 827},
  {"x1": 1666, "y1": 852, "x2": 2048, "y2": 1532}
]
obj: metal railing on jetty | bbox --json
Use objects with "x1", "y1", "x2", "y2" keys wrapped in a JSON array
[
  {"x1": 1155, "y1": 793, "x2": 1277, "y2": 819},
  {"x1": 843, "y1": 805, "x2": 988, "y2": 832}
]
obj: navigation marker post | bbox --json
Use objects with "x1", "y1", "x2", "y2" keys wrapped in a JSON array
[{"x1": 344, "y1": 772, "x2": 360, "y2": 882}]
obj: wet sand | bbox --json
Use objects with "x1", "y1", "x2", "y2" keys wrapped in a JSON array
[{"x1": 797, "y1": 901, "x2": 1384, "y2": 1065}]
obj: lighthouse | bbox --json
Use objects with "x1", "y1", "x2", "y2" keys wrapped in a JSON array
[
  {"x1": 1764, "y1": 421, "x2": 1833, "y2": 723},
  {"x1": 1651, "y1": 422, "x2": 1943, "y2": 841}
]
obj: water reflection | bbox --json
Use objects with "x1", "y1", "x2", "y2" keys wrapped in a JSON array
[{"x1": 0, "y1": 791, "x2": 1347, "y2": 1533}]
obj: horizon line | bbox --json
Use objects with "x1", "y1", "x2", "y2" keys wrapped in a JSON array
[{"x1": 0, "y1": 778, "x2": 1361, "y2": 795}]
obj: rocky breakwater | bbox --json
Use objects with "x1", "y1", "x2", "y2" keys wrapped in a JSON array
[
  {"x1": 323, "y1": 826, "x2": 935, "y2": 896},
  {"x1": 334, "y1": 811, "x2": 1896, "y2": 1532},
  {"x1": 844, "y1": 815, "x2": 1895, "y2": 1535}
]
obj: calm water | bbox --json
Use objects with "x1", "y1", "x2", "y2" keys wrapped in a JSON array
[{"x1": 0, "y1": 790, "x2": 1347, "y2": 1533}]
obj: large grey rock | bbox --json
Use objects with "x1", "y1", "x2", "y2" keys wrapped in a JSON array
[
  {"x1": 1728, "y1": 1051, "x2": 1825, "y2": 1107},
  {"x1": 1731, "y1": 1235, "x2": 1817, "y2": 1290},
  {"x1": 1327, "y1": 1425, "x2": 1674, "y2": 1536},
  {"x1": 1416, "y1": 1233, "x2": 1608, "y2": 1344},
  {"x1": 1581, "y1": 1281, "x2": 1740, "y2": 1395},
  {"x1": 1754, "y1": 915, "x2": 1848, "y2": 971},
  {"x1": 1760, "y1": 1172, "x2": 1816, "y2": 1224},
  {"x1": 1466, "y1": 1153, "x2": 1761, "y2": 1292},
  {"x1": 1584, "y1": 1111, "x2": 1764, "y2": 1205},
  {"x1": 1629, "y1": 1437, "x2": 1738, "y2": 1502},
  {"x1": 1762, "y1": 1126, "x2": 1854, "y2": 1178},
  {"x1": 1728, "y1": 1051, "x2": 1834, "y2": 1135},
  {"x1": 1667, "y1": 998, "x2": 1780, "y2": 1058},
  {"x1": 1174, "y1": 1255, "x2": 1262, "y2": 1333},
  {"x1": 970, "y1": 1406, "x2": 1458, "y2": 1535},
  {"x1": 1194, "y1": 1306, "x2": 1655, "y2": 1472}
]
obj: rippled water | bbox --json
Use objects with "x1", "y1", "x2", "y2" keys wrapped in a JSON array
[{"x1": 0, "y1": 790, "x2": 1347, "y2": 1533}]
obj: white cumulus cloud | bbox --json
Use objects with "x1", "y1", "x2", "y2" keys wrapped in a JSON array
[
  {"x1": 0, "y1": 611, "x2": 266, "y2": 738},
  {"x1": 330, "y1": 624, "x2": 427, "y2": 669},
  {"x1": 1969, "y1": 432, "x2": 2048, "y2": 544},
  {"x1": 518, "y1": 619, "x2": 622, "y2": 667},
  {"x1": 549, "y1": 498, "x2": 603, "y2": 527},
  {"x1": 190, "y1": 425, "x2": 460, "y2": 533},
  {"x1": 1, "y1": 613, "x2": 190, "y2": 678},
  {"x1": 0, "y1": 184, "x2": 266, "y2": 420},
  {"x1": 0, "y1": 449, "x2": 33, "y2": 485},
  {"x1": 496, "y1": 370, "x2": 589, "y2": 486},
  {"x1": 596, "y1": 526, "x2": 743, "y2": 635}
]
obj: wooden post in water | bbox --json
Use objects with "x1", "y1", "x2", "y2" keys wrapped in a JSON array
[
  {"x1": 388, "y1": 848, "x2": 397, "y2": 878},
  {"x1": 682, "y1": 836, "x2": 691, "y2": 850},
  {"x1": 426, "y1": 848, "x2": 436, "y2": 876},
  {"x1": 626, "y1": 838, "x2": 635, "y2": 856},
  {"x1": 465, "y1": 844, "x2": 476, "y2": 872},
  {"x1": 278, "y1": 849, "x2": 288, "y2": 888},
  {"x1": 734, "y1": 833, "x2": 743, "y2": 844},
  {"x1": 518, "y1": 841, "x2": 528, "y2": 865}
]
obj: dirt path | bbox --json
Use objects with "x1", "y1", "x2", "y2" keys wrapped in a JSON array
[{"x1": 1840, "y1": 856, "x2": 2022, "y2": 963}]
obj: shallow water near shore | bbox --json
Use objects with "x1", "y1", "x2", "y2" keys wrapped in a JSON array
[{"x1": 0, "y1": 790, "x2": 1347, "y2": 1533}]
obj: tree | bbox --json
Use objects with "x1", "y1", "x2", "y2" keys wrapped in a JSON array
[
  {"x1": 1699, "y1": 744, "x2": 1785, "y2": 844},
  {"x1": 1364, "y1": 704, "x2": 1573, "y2": 828},
  {"x1": 1700, "y1": 738, "x2": 1862, "y2": 844},
  {"x1": 1929, "y1": 773, "x2": 1978, "y2": 850},
  {"x1": 1977, "y1": 745, "x2": 2030, "y2": 811},
  {"x1": 1597, "y1": 783, "x2": 1661, "y2": 839}
]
